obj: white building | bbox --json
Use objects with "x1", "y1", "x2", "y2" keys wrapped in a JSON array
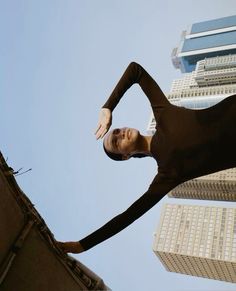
[
  {"x1": 153, "y1": 203, "x2": 236, "y2": 283},
  {"x1": 169, "y1": 168, "x2": 236, "y2": 201}
]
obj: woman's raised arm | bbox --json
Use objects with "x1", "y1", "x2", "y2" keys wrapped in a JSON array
[
  {"x1": 95, "y1": 62, "x2": 170, "y2": 139},
  {"x1": 102, "y1": 62, "x2": 170, "y2": 112}
]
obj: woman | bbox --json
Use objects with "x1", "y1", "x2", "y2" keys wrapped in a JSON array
[{"x1": 57, "y1": 62, "x2": 236, "y2": 253}]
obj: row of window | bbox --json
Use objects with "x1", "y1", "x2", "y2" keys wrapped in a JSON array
[
  {"x1": 169, "y1": 89, "x2": 236, "y2": 98},
  {"x1": 157, "y1": 251, "x2": 236, "y2": 279},
  {"x1": 165, "y1": 205, "x2": 236, "y2": 213}
]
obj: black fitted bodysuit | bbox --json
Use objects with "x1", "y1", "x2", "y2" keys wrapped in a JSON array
[{"x1": 80, "y1": 62, "x2": 236, "y2": 251}]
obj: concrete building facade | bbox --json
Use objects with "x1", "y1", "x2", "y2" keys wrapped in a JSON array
[
  {"x1": 153, "y1": 204, "x2": 236, "y2": 283},
  {"x1": 168, "y1": 168, "x2": 236, "y2": 201}
]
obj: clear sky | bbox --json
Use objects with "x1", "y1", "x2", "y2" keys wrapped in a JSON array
[{"x1": 1, "y1": 1, "x2": 236, "y2": 290}]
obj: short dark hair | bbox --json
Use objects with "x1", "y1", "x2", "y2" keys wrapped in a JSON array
[
  {"x1": 103, "y1": 142, "x2": 123, "y2": 161},
  {"x1": 103, "y1": 142, "x2": 147, "y2": 161}
]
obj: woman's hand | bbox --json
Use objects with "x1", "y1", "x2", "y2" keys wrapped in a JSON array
[
  {"x1": 57, "y1": 241, "x2": 84, "y2": 254},
  {"x1": 95, "y1": 108, "x2": 112, "y2": 139}
]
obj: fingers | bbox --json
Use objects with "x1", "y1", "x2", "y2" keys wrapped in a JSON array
[
  {"x1": 57, "y1": 241, "x2": 68, "y2": 253},
  {"x1": 95, "y1": 126, "x2": 108, "y2": 139},
  {"x1": 99, "y1": 129, "x2": 107, "y2": 139},
  {"x1": 57, "y1": 241, "x2": 74, "y2": 253},
  {"x1": 95, "y1": 124, "x2": 102, "y2": 135},
  {"x1": 95, "y1": 125, "x2": 104, "y2": 140},
  {"x1": 57, "y1": 241, "x2": 83, "y2": 254},
  {"x1": 95, "y1": 108, "x2": 112, "y2": 139}
]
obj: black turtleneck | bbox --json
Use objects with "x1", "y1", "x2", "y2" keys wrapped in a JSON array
[{"x1": 79, "y1": 62, "x2": 236, "y2": 251}]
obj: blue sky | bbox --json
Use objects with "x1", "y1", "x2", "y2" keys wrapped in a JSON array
[{"x1": 1, "y1": 1, "x2": 236, "y2": 290}]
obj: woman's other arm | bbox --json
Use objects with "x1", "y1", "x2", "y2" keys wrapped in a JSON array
[{"x1": 57, "y1": 173, "x2": 179, "y2": 253}]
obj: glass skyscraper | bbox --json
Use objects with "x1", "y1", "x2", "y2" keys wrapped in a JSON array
[{"x1": 172, "y1": 15, "x2": 236, "y2": 73}]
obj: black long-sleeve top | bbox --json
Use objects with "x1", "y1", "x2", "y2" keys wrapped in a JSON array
[{"x1": 79, "y1": 62, "x2": 236, "y2": 251}]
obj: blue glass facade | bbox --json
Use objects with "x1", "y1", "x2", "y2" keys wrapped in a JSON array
[
  {"x1": 191, "y1": 15, "x2": 236, "y2": 34},
  {"x1": 182, "y1": 31, "x2": 236, "y2": 52},
  {"x1": 173, "y1": 15, "x2": 236, "y2": 73}
]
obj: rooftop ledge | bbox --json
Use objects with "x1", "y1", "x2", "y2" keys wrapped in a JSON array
[{"x1": 0, "y1": 151, "x2": 110, "y2": 291}]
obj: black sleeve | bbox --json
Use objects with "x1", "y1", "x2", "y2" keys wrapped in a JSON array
[
  {"x1": 102, "y1": 62, "x2": 170, "y2": 113},
  {"x1": 79, "y1": 173, "x2": 179, "y2": 251}
]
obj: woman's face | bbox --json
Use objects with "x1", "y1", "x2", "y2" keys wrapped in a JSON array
[{"x1": 104, "y1": 127, "x2": 139, "y2": 158}]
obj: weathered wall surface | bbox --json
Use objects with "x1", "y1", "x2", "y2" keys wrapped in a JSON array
[{"x1": 0, "y1": 152, "x2": 110, "y2": 291}]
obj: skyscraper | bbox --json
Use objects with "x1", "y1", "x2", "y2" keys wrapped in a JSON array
[
  {"x1": 153, "y1": 204, "x2": 236, "y2": 283},
  {"x1": 172, "y1": 15, "x2": 236, "y2": 73},
  {"x1": 168, "y1": 168, "x2": 236, "y2": 201}
]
